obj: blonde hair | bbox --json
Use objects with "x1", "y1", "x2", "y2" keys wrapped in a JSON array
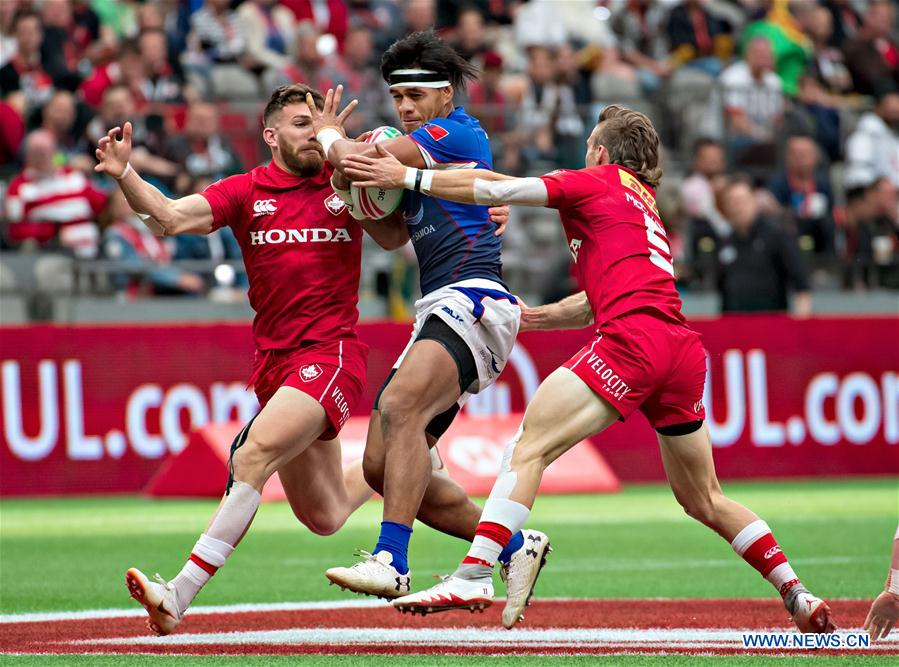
[{"x1": 594, "y1": 105, "x2": 663, "y2": 188}]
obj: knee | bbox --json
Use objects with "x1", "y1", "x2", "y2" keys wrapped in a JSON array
[
  {"x1": 378, "y1": 390, "x2": 419, "y2": 434},
  {"x1": 676, "y1": 488, "x2": 725, "y2": 527},
  {"x1": 296, "y1": 507, "x2": 345, "y2": 536},
  {"x1": 509, "y1": 431, "x2": 552, "y2": 472},
  {"x1": 232, "y1": 435, "x2": 283, "y2": 485}
]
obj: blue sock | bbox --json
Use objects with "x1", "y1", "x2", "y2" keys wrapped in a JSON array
[
  {"x1": 498, "y1": 530, "x2": 524, "y2": 564},
  {"x1": 373, "y1": 521, "x2": 412, "y2": 574}
]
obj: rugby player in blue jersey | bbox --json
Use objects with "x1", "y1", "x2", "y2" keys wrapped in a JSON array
[{"x1": 308, "y1": 31, "x2": 549, "y2": 627}]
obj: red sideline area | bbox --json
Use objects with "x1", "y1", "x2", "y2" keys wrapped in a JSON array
[
  {"x1": 1, "y1": 600, "x2": 894, "y2": 657},
  {"x1": 144, "y1": 415, "x2": 620, "y2": 500}
]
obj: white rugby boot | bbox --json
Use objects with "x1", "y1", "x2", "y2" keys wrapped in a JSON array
[
  {"x1": 498, "y1": 529, "x2": 552, "y2": 628},
  {"x1": 325, "y1": 550, "x2": 411, "y2": 599},
  {"x1": 125, "y1": 568, "x2": 183, "y2": 636},
  {"x1": 786, "y1": 588, "x2": 836, "y2": 633},
  {"x1": 393, "y1": 575, "x2": 494, "y2": 615}
]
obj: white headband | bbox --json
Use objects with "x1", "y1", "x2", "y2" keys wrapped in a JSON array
[{"x1": 388, "y1": 68, "x2": 451, "y2": 89}]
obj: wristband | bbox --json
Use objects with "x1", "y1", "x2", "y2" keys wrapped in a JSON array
[
  {"x1": 403, "y1": 167, "x2": 435, "y2": 194},
  {"x1": 115, "y1": 162, "x2": 132, "y2": 180},
  {"x1": 316, "y1": 128, "x2": 344, "y2": 158},
  {"x1": 889, "y1": 569, "x2": 899, "y2": 596}
]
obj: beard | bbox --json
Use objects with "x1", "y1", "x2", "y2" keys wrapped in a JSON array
[{"x1": 278, "y1": 136, "x2": 325, "y2": 177}]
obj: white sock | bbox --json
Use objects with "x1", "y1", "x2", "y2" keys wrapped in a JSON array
[
  {"x1": 766, "y1": 561, "x2": 800, "y2": 595},
  {"x1": 171, "y1": 481, "x2": 260, "y2": 613}
]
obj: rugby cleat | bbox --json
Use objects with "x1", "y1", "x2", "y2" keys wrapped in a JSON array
[
  {"x1": 392, "y1": 575, "x2": 494, "y2": 615},
  {"x1": 787, "y1": 590, "x2": 836, "y2": 633},
  {"x1": 125, "y1": 568, "x2": 183, "y2": 636},
  {"x1": 499, "y1": 529, "x2": 552, "y2": 628},
  {"x1": 325, "y1": 550, "x2": 411, "y2": 599}
]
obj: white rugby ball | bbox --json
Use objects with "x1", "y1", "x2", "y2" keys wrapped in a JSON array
[{"x1": 351, "y1": 126, "x2": 404, "y2": 220}]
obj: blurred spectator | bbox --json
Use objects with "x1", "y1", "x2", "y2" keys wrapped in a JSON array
[
  {"x1": 451, "y1": 6, "x2": 487, "y2": 62},
  {"x1": 611, "y1": 0, "x2": 671, "y2": 96},
  {"x1": 189, "y1": 0, "x2": 246, "y2": 64},
  {"x1": 468, "y1": 51, "x2": 511, "y2": 137},
  {"x1": 842, "y1": 0, "x2": 899, "y2": 97},
  {"x1": 767, "y1": 135, "x2": 836, "y2": 256},
  {"x1": 803, "y1": 4, "x2": 853, "y2": 97},
  {"x1": 38, "y1": 90, "x2": 93, "y2": 171},
  {"x1": 0, "y1": 0, "x2": 19, "y2": 68},
  {"x1": 869, "y1": 177, "x2": 899, "y2": 288},
  {"x1": 236, "y1": 0, "x2": 297, "y2": 71},
  {"x1": 0, "y1": 99, "x2": 26, "y2": 172},
  {"x1": 402, "y1": 0, "x2": 436, "y2": 37},
  {"x1": 666, "y1": 0, "x2": 733, "y2": 77},
  {"x1": 840, "y1": 182, "x2": 879, "y2": 289},
  {"x1": 39, "y1": 0, "x2": 92, "y2": 91},
  {"x1": 85, "y1": 84, "x2": 177, "y2": 184},
  {"x1": 91, "y1": 0, "x2": 139, "y2": 40},
  {"x1": 716, "y1": 177, "x2": 811, "y2": 315},
  {"x1": 844, "y1": 87, "x2": 899, "y2": 189},
  {"x1": 281, "y1": 0, "x2": 349, "y2": 50},
  {"x1": 787, "y1": 73, "x2": 841, "y2": 163},
  {"x1": 164, "y1": 101, "x2": 242, "y2": 191},
  {"x1": 741, "y1": 0, "x2": 811, "y2": 97},
  {"x1": 0, "y1": 10, "x2": 54, "y2": 112},
  {"x1": 101, "y1": 189, "x2": 205, "y2": 296},
  {"x1": 822, "y1": 0, "x2": 861, "y2": 49},
  {"x1": 719, "y1": 36, "x2": 783, "y2": 167},
  {"x1": 682, "y1": 138, "x2": 729, "y2": 286},
  {"x1": 275, "y1": 22, "x2": 337, "y2": 93},
  {"x1": 4, "y1": 129, "x2": 106, "y2": 258},
  {"x1": 326, "y1": 24, "x2": 393, "y2": 137},
  {"x1": 136, "y1": 28, "x2": 185, "y2": 104}
]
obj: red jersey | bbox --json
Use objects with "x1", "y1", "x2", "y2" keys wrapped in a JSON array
[
  {"x1": 540, "y1": 164, "x2": 685, "y2": 327},
  {"x1": 201, "y1": 161, "x2": 362, "y2": 350}
]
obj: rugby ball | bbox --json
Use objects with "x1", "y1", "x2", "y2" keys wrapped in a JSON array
[{"x1": 351, "y1": 126, "x2": 404, "y2": 220}]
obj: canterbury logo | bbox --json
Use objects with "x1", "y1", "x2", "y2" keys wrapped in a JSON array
[
  {"x1": 764, "y1": 546, "x2": 782, "y2": 559},
  {"x1": 569, "y1": 238, "x2": 582, "y2": 262},
  {"x1": 253, "y1": 199, "x2": 277, "y2": 216}
]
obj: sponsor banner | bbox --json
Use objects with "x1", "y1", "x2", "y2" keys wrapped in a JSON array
[{"x1": 1, "y1": 316, "x2": 897, "y2": 495}]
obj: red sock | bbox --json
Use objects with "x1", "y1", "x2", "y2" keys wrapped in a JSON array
[
  {"x1": 462, "y1": 521, "x2": 512, "y2": 568},
  {"x1": 731, "y1": 520, "x2": 800, "y2": 598}
]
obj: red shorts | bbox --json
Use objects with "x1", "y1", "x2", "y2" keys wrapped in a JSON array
[
  {"x1": 563, "y1": 313, "x2": 707, "y2": 429},
  {"x1": 251, "y1": 339, "x2": 368, "y2": 439}
]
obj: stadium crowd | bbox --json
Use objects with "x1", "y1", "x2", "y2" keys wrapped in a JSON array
[{"x1": 0, "y1": 0, "x2": 897, "y2": 316}]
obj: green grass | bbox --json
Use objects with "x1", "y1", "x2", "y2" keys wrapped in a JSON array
[
  {"x1": 1, "y1": 479, "x2": 896, "y2": 665},
  {"x1": 2, "y1": 478, "x2": 896, "y2": 614}
]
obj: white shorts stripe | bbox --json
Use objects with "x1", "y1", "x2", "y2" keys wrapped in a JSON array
[
  {"x1": 318, "y1": 341, "x2": 344, "y2": 402},
  {"x1": 569, "y1": 336, "x2": 600, "y2": 370}
]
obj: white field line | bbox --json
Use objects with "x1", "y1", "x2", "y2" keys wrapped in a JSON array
[
  {"x1": 0, "y1": 597, "x2": 871, "y2": 625},
  {"x1": 71, "y1": 627, "x2": 899, "y2": 649}
]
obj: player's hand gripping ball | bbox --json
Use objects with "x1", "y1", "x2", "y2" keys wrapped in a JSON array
[{"x1": 351, "y1": 127, "x2": 404, "y2": 219}]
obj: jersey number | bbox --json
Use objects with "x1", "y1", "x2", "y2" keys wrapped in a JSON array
[{"x1": 643, "y1": 212, "x2": 675, "y2": 277}]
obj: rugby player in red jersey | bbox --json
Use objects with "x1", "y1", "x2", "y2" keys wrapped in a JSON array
[
  {"x1": 341, "y1": 105, "x2": 835, "y2": 633},
  {"x1": 93, "y1": 84, "x2": 414, "y2": 636}
]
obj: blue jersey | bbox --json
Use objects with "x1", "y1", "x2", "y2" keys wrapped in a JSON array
[{"x1": 402, "y1": 106, "x2": 504, "y2": 295}]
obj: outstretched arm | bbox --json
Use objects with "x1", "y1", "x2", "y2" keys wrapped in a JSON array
[
  {"x1": 519, "y1": 291, "x2": 593, "y2": 332},
  {"x1": 340, "y1": 144, "x2": 549, "y2": 207},
  {"x1": 95, "y1": 122, "x2": 213, "y2": 236}
]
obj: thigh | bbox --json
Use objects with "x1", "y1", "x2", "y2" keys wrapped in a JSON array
[
  {"x1": 657, "y1": 422, "x2": 722, "y2": 500},
  {"x1": 515, "y1": 367, "x2": 621, "y2": 466},
  {"x1": 381, "y1": 338, "x2": 464, "y2": 422},
  {"x1": 239, "y1": 386, "x2": 330, "y2": 471},
  {"x1": 278, "y1": 436, "x2": 345, "y2": 514}
]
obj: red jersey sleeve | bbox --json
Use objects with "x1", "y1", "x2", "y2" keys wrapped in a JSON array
[
  {"x1": 200, "y1": 173, "x2": 249, "y2": 231},
  {"x1": 539, "y1": 168, "x2": 608, "y2": 209}
]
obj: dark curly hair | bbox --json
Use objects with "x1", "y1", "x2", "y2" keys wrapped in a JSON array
[{"x1": 380, "y1": 31, "x2": 479, "y2": 92}]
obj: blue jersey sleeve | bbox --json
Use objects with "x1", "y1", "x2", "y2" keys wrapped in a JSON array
[{"x1": 409, "y1": 118, "x2": 486, "y2": 169}]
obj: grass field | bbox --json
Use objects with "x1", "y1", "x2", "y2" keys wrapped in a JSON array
[{"x1": 1, "y1": 477, "x2": 897, "y2": 664}]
